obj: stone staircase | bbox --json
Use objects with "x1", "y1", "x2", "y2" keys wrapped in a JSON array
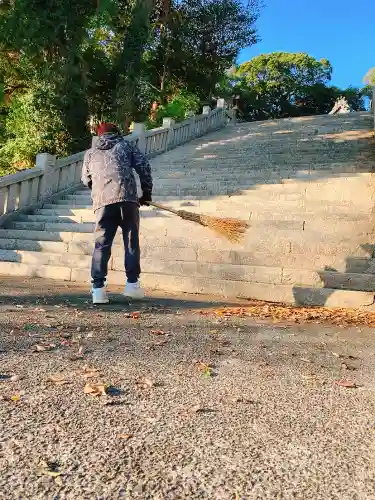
[{"x1": 1, "y1": 111, "x2": 375, "y2": 307}]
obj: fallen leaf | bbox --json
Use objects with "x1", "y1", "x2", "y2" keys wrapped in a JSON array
[
  {"x1": 69, "y1": 354, "x2": 84, "y2": 362},
  {"x1": 209, "y1": 330, "x2": 218, "y2": 334},
  {"x1": 191, "y1": 405, "x2": 213, "y2": 414},
  {"x1": 226, "y1": 396, "x2": 255, "y2": 405},
  {"x1": 119, "y1": 433, "x2": 133, "y2": 440},
  {"x1": 34, "y1": 344, "x2": 47, "y2": 352},
  {"x1": 100, "y1": 398, "x2": 125, "y2": 406},
  {"x1": 138, "y1": 377, "x2": 156, "y2": 389},
  {"x1": 10, "y1": 394, "x2": 21, "y2": 402},
  {"x1": 341, "y1": 362, "x2": 357, "y2": 371},
  {"x1": 47, "y1": 375, "x2": 70, "y2": 386},
  {"x1": 335, "y1": 379, "x2": 357, "y2": 388},
  {"x1": 209, "y1": 349, "x2": 223, "y2": 356},
  {"x1": 150, "y1": 329, "x2": 166, "y2": 336},
  {"x1": 79, "y1": 366, "x2": 101, "y2": 378},
  {"x1": 60, "y1": 332, "x2": 72, "y2": 339},
  {"x1": 84, "y1": 383, "x2": 108, "y2": 396},
  {"x1": 37, "y1": 460, "x2": 62, "y2": 478},
  {"x1": 300, "y1": 358, "x2": 312, "y2": 363},
  {"x1": 195, "y1": 361, "x2": 213, "y2": 377},
  {"x1": 145, "y1": 417, "x2": 157, "y2": 424},
  {"x1": 132, "y1": 312, "x2": 140, "y2": 320},
  {"x1": 301, "y1": 374, "x2": 317, "y2": 380}
]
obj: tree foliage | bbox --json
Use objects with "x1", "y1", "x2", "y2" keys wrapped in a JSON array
[
  {"x1": 0, "y1": 4, "x2": 369, "y2": 176},
  {"x1": 231, "y1": 52, "x2": 365, "y2": 120},
  {"x1": 0, "y1": 0, "x2": 260, "y2": 172},
  {"x1": 145, "y1": 0, "x2": 260, "y2": 102}
]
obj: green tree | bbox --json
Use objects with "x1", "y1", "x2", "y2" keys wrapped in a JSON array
[
  {"x1": 236, "y1": 52, "x2": 332, "y2": 118},
  {"x1": 145, "y1": 0, "x2": 260, "y2": 103}
]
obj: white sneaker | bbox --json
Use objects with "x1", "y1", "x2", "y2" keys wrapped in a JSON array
[
  {"x1": 92, "y1": 287, "x2": 109, "y2": 304},
  {"x1": 123, "y1": 281, "x2": 145, "y2": 299}
]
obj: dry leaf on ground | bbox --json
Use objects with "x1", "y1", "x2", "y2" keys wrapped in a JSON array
[
  {"x1": 119, "y1": 434, "x2": 133, "y2": 440},
  {"x1": 69, "y1": 354, "x2": 84, "y2": 362},
  {"x1": 140, "y1": 377, "x2": 156, "y2": 389},
  {"x1": 33, "y1": 344, "x2": 54, "y2": 353},
  {"x1": 47, "y1": 375, "x2": 70, "y2": 386},
  {"x1": 138, "y1": 377, "x2": 157, "y2": 389},
  {"x1": 78, "y1": 366, "x2": 101, "y2": 378},
  {"x1": 335, "y1": 379, "x2": 357, "y2": 388},
  {"x1": 194, "y1": 361, "x2": 213, "y2": 377},
  {"x1": 191, "y1": 405, "x2": 213, "y2": 414},
  {"x1": 341, "y1": 362, "x2": 357, "y2": 371},
  {"x1": 37, "y1": 460, "x2": 62, "y2": 478},
  {"x1": 84, "y1": 383, "x2": 108, "y2": 396},
  {"x1": 132, "y1": 312, "x2": 140, "y2": 320},
  {"x1": 150, "y1": 330, "x2": 166, "y2": 336},
  {"x1": 199, "y1": 304, "x2": 375, "y2": 328}
]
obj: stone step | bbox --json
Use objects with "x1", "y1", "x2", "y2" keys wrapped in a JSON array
[
  {"x1": 8, "y1": 221, "x2": 95, "y2": 233},
  {"x1": 48, "y1": 197, "x2": 374, "y2": 219},
  {"x1": 1, "y1": 237, "x2": 372, "y2": 275},
  {"x1": 1, "y1": 249, "x2": 375, "y2": 292},
  {"x1": 70, "y1": 183, "x2": 374, "y2": 203},
  {"x1": 0, "y1": 260, "x2": 373, "y2": 308},
  {"x1": 15, "y1": 213, "x2": 374, "y2": 236},
  {"x1": 0, "y1": 231, "x2": 373, "y2": 275}
]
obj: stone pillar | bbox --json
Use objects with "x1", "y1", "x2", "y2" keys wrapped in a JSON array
[
  {"x1": 133, "y1": 122, "x2": 146, "y2": 153},
  {"x1": 188, "y1": 114, "x2": 196, "y2": 140},
  {"x1": 91, "y1": 135, "x2": 99, "y2": 148},
  {"x1": 162, "y1": 117, "x2": 175, "y2": 149},
  {"x1": 217, "y1": 98, "x2": 226, "y2": 108},
  {"x1": 36, "y1": 153, "x2": 58, "y2": 200},
  {"x1": 202, "y1": 106, "x2": 211, "y2": 115}
]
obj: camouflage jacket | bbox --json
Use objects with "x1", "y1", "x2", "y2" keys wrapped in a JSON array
[{"x1": 81, "y1": 134, "x2": 153, "y2": 212}]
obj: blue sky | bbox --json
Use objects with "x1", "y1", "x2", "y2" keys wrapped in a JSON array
[{"x1": 239, "y1": 0, "x2": 375, "y2": 89}]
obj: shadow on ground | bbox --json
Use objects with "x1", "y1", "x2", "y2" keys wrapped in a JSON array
[{"x1": 0, "y1": 276, "x2": 240, "y2": 312}]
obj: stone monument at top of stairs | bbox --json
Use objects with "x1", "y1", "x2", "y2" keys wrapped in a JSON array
[{"x1": 329, "y1": 96, "x2": 353, "y2": 115}]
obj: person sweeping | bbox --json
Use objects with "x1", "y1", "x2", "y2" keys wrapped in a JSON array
[{"x1": 82, "y1": 122, "x2": 153, "y2": 305}]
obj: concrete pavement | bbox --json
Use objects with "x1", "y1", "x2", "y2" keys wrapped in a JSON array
[{"x1": 0, "y1": 277, "x2": 375, "y2": 499}]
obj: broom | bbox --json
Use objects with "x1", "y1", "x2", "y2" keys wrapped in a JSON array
[{"x1": 147, "y1": 201, "x2": 249, "y2": 243}]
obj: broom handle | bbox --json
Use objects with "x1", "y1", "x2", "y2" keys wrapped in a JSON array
[{"x1": 147, "y1": 201, "x2": 180, "y2": 216}]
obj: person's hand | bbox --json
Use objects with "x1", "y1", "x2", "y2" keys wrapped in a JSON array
[{"x1": 139, "y1": 190, "x2": 152, "y2": 206}]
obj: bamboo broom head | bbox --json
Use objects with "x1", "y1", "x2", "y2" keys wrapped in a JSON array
[{"x1": 177, "y1": 210, "x2": 249, "y2": 243}]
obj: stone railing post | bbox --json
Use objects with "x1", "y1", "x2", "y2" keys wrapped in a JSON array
[
  {"x1": 187, "y1": 113, "x2": 196, "y2": 140},
  {"x1": 217, "y1": 98, "x2": 226, "y2": 109},
  {"x1": 162, "y1": 117, "x2": 175, "y2": 148},
  {"x1": 202, "y1": 106, "x2": 211, "y2": 115},
  {"x1": 133, "y1": 122, "x2": 146, "y2": 153},
  {"x1": 36, "y1": 153, "x2": 57, "y2": 199},
  {"x1": 91, "y1": 135, "x2": 99, "y2": 148},
  {"x1": 372, "y1": 87, "x2": 375, "y2": 129}
]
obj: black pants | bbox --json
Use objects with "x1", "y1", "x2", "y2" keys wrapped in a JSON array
[{"x1": 91, "y1": 202, "x2": 141, "y2": 289}]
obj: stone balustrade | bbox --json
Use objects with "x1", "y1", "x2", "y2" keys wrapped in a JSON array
[{"x1": 0, "y1": 102, "x2": 232, "y2": 226}]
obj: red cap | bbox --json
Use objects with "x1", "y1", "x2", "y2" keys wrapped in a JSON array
[{"x1": 97, "y1": 122, "x2": 119, "y2": 136}]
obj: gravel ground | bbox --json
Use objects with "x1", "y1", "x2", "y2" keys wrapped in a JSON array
[{"x1": 0, "y1": 277, "x2": 375, "y2": 499}]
